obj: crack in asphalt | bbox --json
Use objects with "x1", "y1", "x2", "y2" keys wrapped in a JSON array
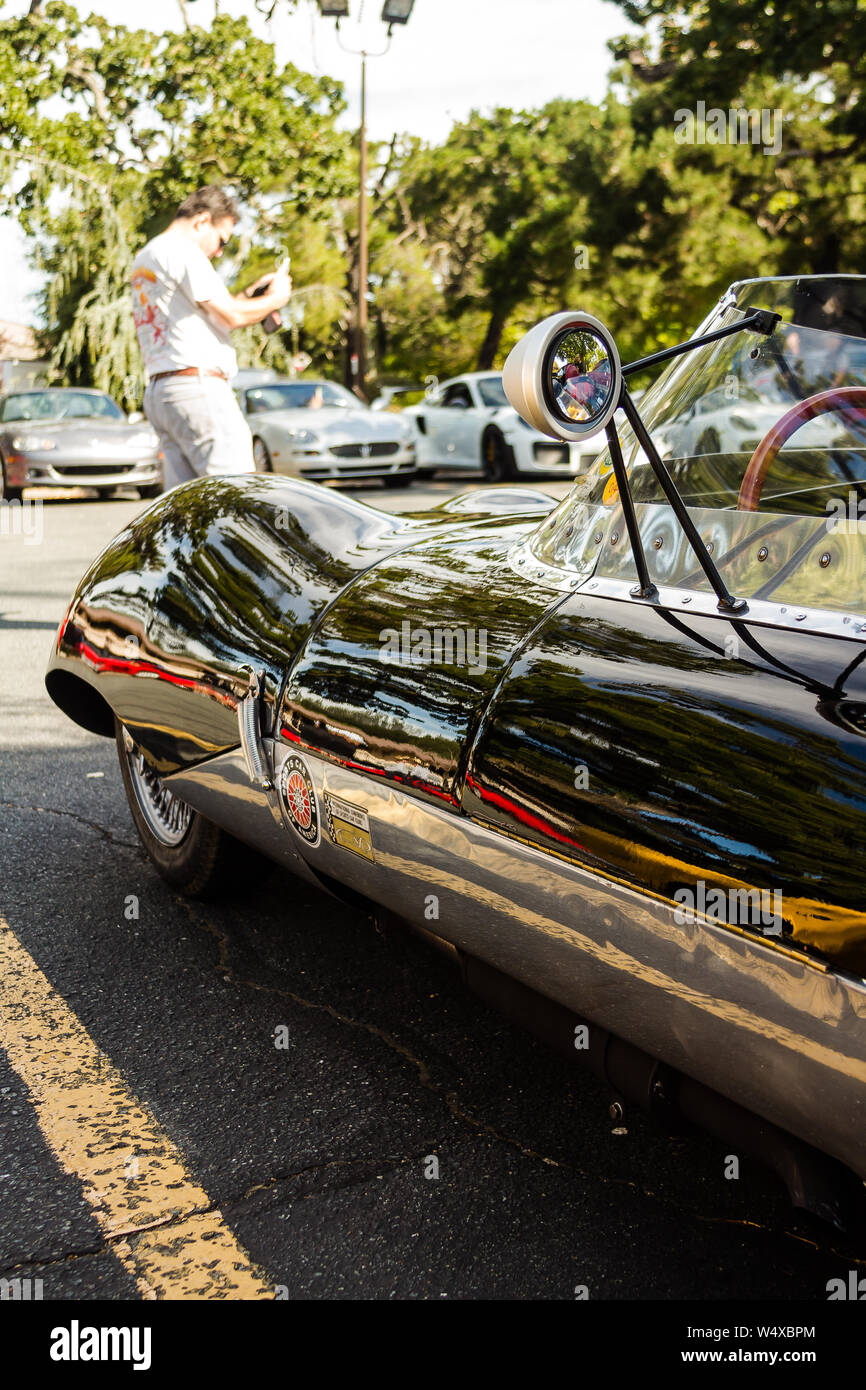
[
  {"x1": 181, "y1": 898, "x2": 564, "y2": 1172},
  {"x1": 179, "y1": 898, "x2": 866, "y2": 1268},
  {"x1": 238, "y1": 1151, "x2": 429, "y2": 1203},
  {"x1": 0, "y1": 1155, "x2": 424, "y2": 1279},
  {"x1": 0, "y1": 800, "x2": 139, "y2": 851}
]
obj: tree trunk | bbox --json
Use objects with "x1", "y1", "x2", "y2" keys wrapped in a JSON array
[{"x1": 476, "y1": 305, "x2": 507, "y2": 371}]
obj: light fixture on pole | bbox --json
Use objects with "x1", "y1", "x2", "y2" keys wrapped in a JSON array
[{"x1": 381, "y1": 0, "x2": 415, "y2": 26}]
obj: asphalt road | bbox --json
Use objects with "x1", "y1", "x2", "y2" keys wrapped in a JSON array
[{"x1": 0, "y1": 478, "x2": 862, "y2": 1302}]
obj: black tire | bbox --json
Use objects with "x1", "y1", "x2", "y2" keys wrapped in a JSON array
[
  {"x1": 138, "y1": 482, "x2": 162, "y2": 500},
  {"x1": 0, "y1": 456, "x2": 23, "y2": 503},
  {"x1": 252, "y1": 436, "x2": 273, "y2": 472},
  {"x1": 382, "y1": 473, "x2": 416, "y2": 489},
  {"x1": 482, "y1": 428, "x2": 516, "y2": 481},
  {"x1": 115, "y1": 719, "x2": 271, "y2": 898},
  {"x1": 697, "y1": 429, "x2": 721, "y2": 456}
]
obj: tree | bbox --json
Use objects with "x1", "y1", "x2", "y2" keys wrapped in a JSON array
[
  {"x1": 0, "y1": 2, "x2": 353, "y2": 403},
  {"x1": 605, "y1": 0, "x2": 866, "y2": 274}
]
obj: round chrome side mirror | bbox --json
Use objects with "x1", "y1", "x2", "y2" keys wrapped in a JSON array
[{"x1": 502, "y1": 311, "x2": 621, "y2": 441}]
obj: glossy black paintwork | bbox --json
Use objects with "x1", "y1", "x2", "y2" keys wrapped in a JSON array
[
  {"x1": 278, "y1": 525, "x2": 561, "y2": 805},
  {"x1": 46, "y1": 476, "x2": 554, "y2": 775},
  {"x1": 464, "y1": 592, "x2": 866, "y2": 971},
  {"x1": 45, "y1": 470, "x2": 866, "y2": 972}
]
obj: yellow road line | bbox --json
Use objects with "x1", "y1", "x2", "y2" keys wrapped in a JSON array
[{"x1": 0, "y1": 914, "x2": 273, "y2": 1300}]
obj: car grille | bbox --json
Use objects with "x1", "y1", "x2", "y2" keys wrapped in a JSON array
[
  {"x1": 533, "y1": 442, "x2": 569, "y2": 464},
  {"x1": 52, "y1": 463, "x2": 137, "y2": 477},
  {"x1": 330, "y1": 442, "x2": 401, "y2": 458}
]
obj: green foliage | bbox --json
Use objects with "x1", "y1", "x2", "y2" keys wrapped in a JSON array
[
  {"x1": 0, "y1": 2, "x2": 352, "y2": 405},
  {"x1": 1, "y1": 0, "x2": 864, "y2": 402}
]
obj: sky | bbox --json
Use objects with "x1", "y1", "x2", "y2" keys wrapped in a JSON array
[{"x1": 0, "y1": 0, "x2": 631, "y2": 324}]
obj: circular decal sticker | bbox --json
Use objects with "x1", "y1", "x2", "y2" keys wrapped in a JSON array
[{"x1": 278, "y1": 755, "x2": 320, "y2": 846}]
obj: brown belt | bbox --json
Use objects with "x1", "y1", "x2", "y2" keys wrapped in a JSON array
[{"x1": 149, "y1": 367, "x2": 228, "y2": 383}]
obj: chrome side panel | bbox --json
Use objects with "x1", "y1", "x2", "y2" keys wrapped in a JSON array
[
  {"x1": 211, "y1": 745, "x2": 866, "y2": 1180},
  {"x1": 166, "y1": 747, "x2": 320, "y2": 887}
]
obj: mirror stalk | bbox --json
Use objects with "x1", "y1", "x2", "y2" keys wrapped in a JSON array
[
  {"x1": 620, "y1": 390, "x2": 748, "y2": 614},
  {"x1": 622, "y1": 308, "x2": 781, "y2": 379},
  {"x1": 605, "y1": 419, "x2": 657, "y2": 600}
]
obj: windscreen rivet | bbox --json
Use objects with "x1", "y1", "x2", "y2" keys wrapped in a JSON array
[
  {"x1": 820, "y1": 552, "x2": 831, "y2": 568},
  {"x1": 653, "y1": 536, "x2": 664, "y2": 550},
  {"x1": 706, "y1": 541, "x2": 715, "y2": 555},
  {"x1": 681, "y1": 595, "x2": 692, "y2": 604},
  {"x1": 610, "y1": 531, "x2": 619, "y2": 546},
  {"x1": 757, "y1": 546, "x2": 769, "y2": 561},
  {"x1": 565, "y1": 525, "x2": 574, "y2": 536},
  {"x1": 795, "y1": 612, "x2": 807, "y2": 621},
  {"x1": 593, "y1": 531, "x2": 603, "y2": 544}
]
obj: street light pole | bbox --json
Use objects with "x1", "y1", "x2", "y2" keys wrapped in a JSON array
[
  {"x1": 317, "y1": 2, "x2": 415, "y2": 398},
  {"x1": 357, "y1": 51, "x2": 368, "y2": 398},
  {"x1": 337, "y1": 33, "x2": 388, "y2": 400}
]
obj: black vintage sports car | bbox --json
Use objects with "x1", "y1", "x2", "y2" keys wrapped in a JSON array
[{"x1": 46, "y1": 276, "x2": 866, "y2": 1228}]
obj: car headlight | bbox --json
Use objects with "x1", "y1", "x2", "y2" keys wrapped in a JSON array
[
  {"x1": 11, "y1": 434, "x2": 56, "y2": 451},
  {"x1": 286, "y1": 429, "x2": 319, "y2": 446}
]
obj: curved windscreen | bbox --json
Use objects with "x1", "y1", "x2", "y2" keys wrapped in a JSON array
[
  {"x1": 244, "y1": 381, "x2": 359, "y2": 412},
  {"x1": 0, "y1": 391, "x2": 124, "y2": 422},
  {"x1": 477, "y1": 376, "x2": 509, "y2": 408},
  {"x1": 528, "y1": 281, "x2": 866, "y2": 613}
]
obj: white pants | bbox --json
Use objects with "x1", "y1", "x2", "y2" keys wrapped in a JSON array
[{"x1": 144, "y1": 374, "x2": 255, "y2": 491}]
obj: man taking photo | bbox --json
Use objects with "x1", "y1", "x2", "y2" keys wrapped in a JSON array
[{"x1": 130, "y1": 185, "x2": 292, "y2": 490}]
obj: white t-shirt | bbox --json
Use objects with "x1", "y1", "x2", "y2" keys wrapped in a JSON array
[{"x1": 130, "y1": 229, "x2": 237, "y2": 380}]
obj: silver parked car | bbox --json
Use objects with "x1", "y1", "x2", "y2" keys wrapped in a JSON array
[
  {"x1": 237, "y1": 377, "x2": 417, "y2": 488},
  {"x1": 0, "y1": 388, "x2": 162, "y2": 501}
]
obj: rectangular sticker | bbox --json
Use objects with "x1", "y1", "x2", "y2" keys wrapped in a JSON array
[{"x1": 325, "y1": 793, "x2": 375, "y2": 862}]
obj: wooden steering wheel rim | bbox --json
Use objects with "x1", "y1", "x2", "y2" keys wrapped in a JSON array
[{"x1": 736, "y1": 386, "x2": 866, "y2": 511}]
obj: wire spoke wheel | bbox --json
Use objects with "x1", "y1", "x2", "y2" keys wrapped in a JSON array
[{"x1": 122, "y1": 728, "x2": 193, "y2": 846}]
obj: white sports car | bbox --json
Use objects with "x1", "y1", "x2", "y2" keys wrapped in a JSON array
[
  {"x1": 237, "y1": 378, "x2": 417, "y2": 488},
  {"x1": 403, "y1": 372, "x2": 604, "y2": 480}
]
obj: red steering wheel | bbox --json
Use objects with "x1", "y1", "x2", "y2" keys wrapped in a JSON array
[{"x1": 737, "y1": 386, "x2": 866, "y2": 511}]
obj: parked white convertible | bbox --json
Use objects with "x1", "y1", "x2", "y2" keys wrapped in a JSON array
[
  {"x1": 237, "y1": 378, "x2": 417, "y2": 488},
  {"x1": 402, "y1": 372, "x2": 605, "y2": 480}
]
